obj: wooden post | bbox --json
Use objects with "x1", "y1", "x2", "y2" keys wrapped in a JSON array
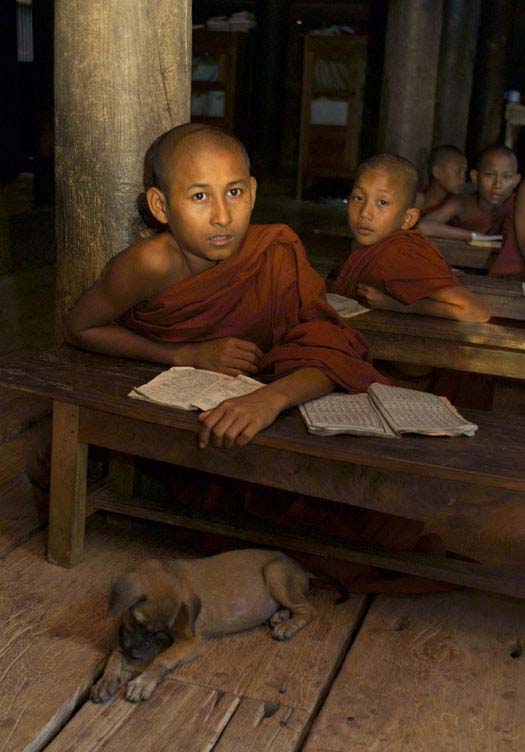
[
  {"x1": 54, "y1": 0, "x2": 191, "y2": 333},
  {"x1": 378, "y1": 0, "x2": 443, "y2": 180},
  {"x1": 466, "y1": 0, "x2": 514, "y2": 161},
  {"x1": 433, "y1": 0, "x2": 480, "y2": 150}
]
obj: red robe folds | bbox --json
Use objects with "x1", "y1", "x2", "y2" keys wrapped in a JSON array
[
  {"x1": 449, "y1": 193, "x2": 523, "y2": 278},
  {"x1": 333, "y1": 229, "x2": 459, "y2": 302},
  {"x1": 123, "y1": 224, "x2": 386, "y2": 392}
]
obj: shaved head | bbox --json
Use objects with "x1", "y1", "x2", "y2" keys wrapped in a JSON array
[
  {"x1": 428, "y1": 145, "x2": 465, "y2": 174},
  {"x1": 144, "y1": 123, "x2": 251, "y2": 194},
  {"x1": 356, "y1": 153, "x2": 419, "y2": 206},
  {"x1": 476, "y1": 144, "x2": 518, "y2": 172}
]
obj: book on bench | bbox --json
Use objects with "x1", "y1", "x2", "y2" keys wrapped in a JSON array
[
  {"x1": 467, "y1": 232, "x2": 503, "y2": 249},
  {"x1": 325, "y1": 292, "x2": 369, "y2": 318},
  {"x1": 129, "y1": 367, "x2": 264, "y2": 411},
  {"x1": 299, "y1": 383, "x2": 478, "y2": 438}
]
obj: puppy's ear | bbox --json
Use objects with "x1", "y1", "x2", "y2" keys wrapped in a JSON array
[
  {"x1": 108, "y1": 573, "x2": 146, "y2": 617},
  {"x1": 171, "y1": 595, "x2": 202, "y2": 639}
]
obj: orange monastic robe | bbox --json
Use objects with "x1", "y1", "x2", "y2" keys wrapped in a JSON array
[
  {"x1": 448, "y1": 193, "x2": 523, "y2": 277},
  {"x1": 123, "y1": 224, "x2": 386, "y2": 392},
  {"x1": 488, "y1": 195, "x2": 524, "y2": 278},
  {"x1": 333, "y1": 229, "x2": 459, "y2": 302}
]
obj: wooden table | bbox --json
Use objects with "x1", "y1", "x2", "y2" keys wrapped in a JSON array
[
  {"x1": 0, "y1": 348, "x2": 524, "y2": 598},
  {"x1": 462, "y1": 274, "x2": 525, "y2": 321},
  {"x1": 347, "y1": 311, "x2": 525, "y2": 379}
]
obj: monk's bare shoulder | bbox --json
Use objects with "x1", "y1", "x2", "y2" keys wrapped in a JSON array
[{"x1": 106, "y1": 233, "x2": 187, "y2": 297}]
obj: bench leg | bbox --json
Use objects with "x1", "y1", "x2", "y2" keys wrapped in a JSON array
[
  {"x1": 108, "y1": 451, "x2": 137, "y2": 497},
  {"x1": 48, "y1": 401, "x2": 88, "y2": 567}
]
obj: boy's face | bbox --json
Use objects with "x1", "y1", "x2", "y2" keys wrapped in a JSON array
[
  {"x1": 347, "y1": 169, "x2": 419, "y2": 246},
  {"x1": 471, "y1": 153, "x2": 520, "y2": 207},
  {"x1": 433, "y1": 155, "x2": 467, "y2": 195},
  {"x1": 148, "y1": 143, "x2": 256, "y2": 271}
]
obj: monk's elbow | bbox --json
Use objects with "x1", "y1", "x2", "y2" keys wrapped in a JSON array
[
  {"x1": 63, "y1": 314, "x2": 86, "y2": 347},
  {"x1": 457, "y1": 303, "x2": 491, "y2": 323}
]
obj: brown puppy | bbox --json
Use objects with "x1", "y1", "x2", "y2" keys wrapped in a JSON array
[{"x1": 91, "y1": 549, "x2": 316, "y2": 703}]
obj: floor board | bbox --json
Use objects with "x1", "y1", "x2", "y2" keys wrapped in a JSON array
[
  {"x1": 0, "y1": 515, "x2": 365, "y2": 752},
  {"x1": 303, "y1": 591, "x2": 525, "y2": 752}
]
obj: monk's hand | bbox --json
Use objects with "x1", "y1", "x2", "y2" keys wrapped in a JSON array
[
  {"x1": 192, "y1": 338, "x2": 263, "y2": 376},
  {"x1": 356, "y1": 283, "x2": 397, "y2": 310},
  {"x1": 197, "y1": 389, "x2": 283, "y2": 449}
]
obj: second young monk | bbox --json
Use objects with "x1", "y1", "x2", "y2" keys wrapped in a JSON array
[
  {"x1": 65, "y1": 123, "x2": 386, "y2": 448},
  {"x1": 416, "y1": 145, "x2": 467, "y2": 217},
  {"x1": 333, "y1": 154, "x2": 490, "y2": 322},
  {"x1": 418, "y1": 145, "x2": 523, "y2": 278}
]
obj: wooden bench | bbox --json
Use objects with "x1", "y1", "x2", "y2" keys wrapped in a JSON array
[
  {"x1": 462, "y1": 273, "x2": 525, "y2": 321},
  {"x1": 0, "y1": 347, "x2": 524, "y2": 598},
  {"x1": 347, "y1": 311, "x2": 525, "y2": 379}
]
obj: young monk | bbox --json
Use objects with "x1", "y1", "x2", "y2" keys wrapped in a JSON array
[
  {"x1": 416, "y1": 145, "x2": 467, "y2": 217},
  {"x1": 418, "y1": 145, "x2": 523, "y2": 278},
  {"x1": 65, "y1": 123, "x2": 386, "y2": 449},
  {"x1": 333, "y1": 153, "x2": 490, "y2": 322}
]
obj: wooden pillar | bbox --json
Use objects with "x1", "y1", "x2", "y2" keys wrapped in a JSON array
[
  {"x1": 433, "y1": 0, "x2": 480, "y2": 150},
  {"x1": 54, "y1": 0, "x2": 191, "y2": 332},
  {"x1": 466, "y1": 0, "x2": 514, "y2": 161},
  {"x1": 378, "y1": 0, "x2": 443, "y2": 180},
  {"x1": 253, "y1": 0, "x2": 290, "y2": 178}
]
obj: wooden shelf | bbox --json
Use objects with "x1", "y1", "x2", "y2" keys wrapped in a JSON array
[{"x1": 296, "y1": 34, "x2": 367, "y2": 199}]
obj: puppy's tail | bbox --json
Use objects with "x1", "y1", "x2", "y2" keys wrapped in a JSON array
[{"x1": 306, "y1": 569, "x2": 349, "y2": 605}]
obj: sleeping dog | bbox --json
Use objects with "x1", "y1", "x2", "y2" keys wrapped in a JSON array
[{"x1": 91, "y1": 549, "x2": 317, "y2": 703}]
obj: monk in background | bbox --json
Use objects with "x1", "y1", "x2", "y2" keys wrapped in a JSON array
[
  {"x1": 65, "y1": 125, "x2": 449, "y2": 595},
  {"x1": 418, "y1": 145, "x2": 523, "y2": 278},
  {"x1": 334, "y1": 153, "x2": 489, "y2": 322},
  {"x1": 416, "y1": 145, "x2": 467, "y2": 218}
]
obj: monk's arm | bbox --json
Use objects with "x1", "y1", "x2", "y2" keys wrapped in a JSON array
[
  {"x1": 514, "y1": 181, "x2": 525, "y2": 262},
  {"x1": 64, "y1": 243, "x2": 262, "y2": 375},
  {"x1": 357, "y1": 283, "x2": 490, "y2": 322},
  {"x1": 417, "y1": 198, "x2": 471, "y2": 240},
  {"x1": 198, "y1": 368, "x2": 336, "y2": 448}
]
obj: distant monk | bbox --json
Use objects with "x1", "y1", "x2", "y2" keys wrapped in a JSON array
[
  {"x1": 418, "y1": 145, "x2": 523, "y2": 278},
  {"x1": 416, "y1": 145, "x2": 467, "y2": 218},
  {"x1": 334, "y1": 153, "x2": 490, "y2": 322}
]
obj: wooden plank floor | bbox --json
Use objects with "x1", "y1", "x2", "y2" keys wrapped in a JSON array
[{"x1": 0, "y1": 512, "x2": 523, "y2": 751}]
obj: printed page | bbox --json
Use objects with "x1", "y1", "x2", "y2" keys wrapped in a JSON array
[
  {"x1": 470, "y1": 232, "x2": 503, "y2": 242},
  {"x1": 129, "y1": 367, "x2": 230, "y2": 410},
  {"x1": 326, "y1": 292, "x2": 370, "y2": 318},
  {"x1": 192, "y1": 375, "x2": 265, "y2": 411},
  {"x1": 368, "y1": 383, "x2": 478, "y2": 437},
  {"x1": 300, "y1": 393, "x2": 396, "y2": 437}
]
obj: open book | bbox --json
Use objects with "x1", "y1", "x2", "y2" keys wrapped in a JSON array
[
  {"x1": 129, "y1": 367, "x2": 264, "y2": 411},
  {"x1": 326, "y1": 292, "x2": 370, "y2": 318},
  {"x1": 467, "y1": 232, "x2": 503, "y2": 249},
  {"x1": 300, "y1": 383, "x2": 478, "y2": 438}
]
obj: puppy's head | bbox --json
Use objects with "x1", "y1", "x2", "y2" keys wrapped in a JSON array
[{"x1": 108, "y1": 566, "x2": 201, "y2": 661}]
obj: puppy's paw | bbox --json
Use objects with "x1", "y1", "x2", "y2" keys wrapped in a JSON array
[
  {"x1": 91, "y1": 675, "x2": 121, "y2": 704},
  {"x1": 125, "y1": 674, "x2": 159, "y2": 703},
  {"x1": 270, "y1": 608, "x2": 291, "y2": 629},
  {"x1": 271, "y1": 619, "x2": 306, "y2": 641}
]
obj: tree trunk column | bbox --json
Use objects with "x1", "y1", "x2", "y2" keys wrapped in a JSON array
[
  {"x1": 466, "y1": 0, "x2": 514, "y2": 161},
  {"x1": 55, "y1": 0, "x2": 191, "y2": 331},
  {"x1": 433, "y1": 0, "x2": 480, "y2": 151},
  {"x1": 378, "y1": 0, "x2": 443, "y2": 180}
]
